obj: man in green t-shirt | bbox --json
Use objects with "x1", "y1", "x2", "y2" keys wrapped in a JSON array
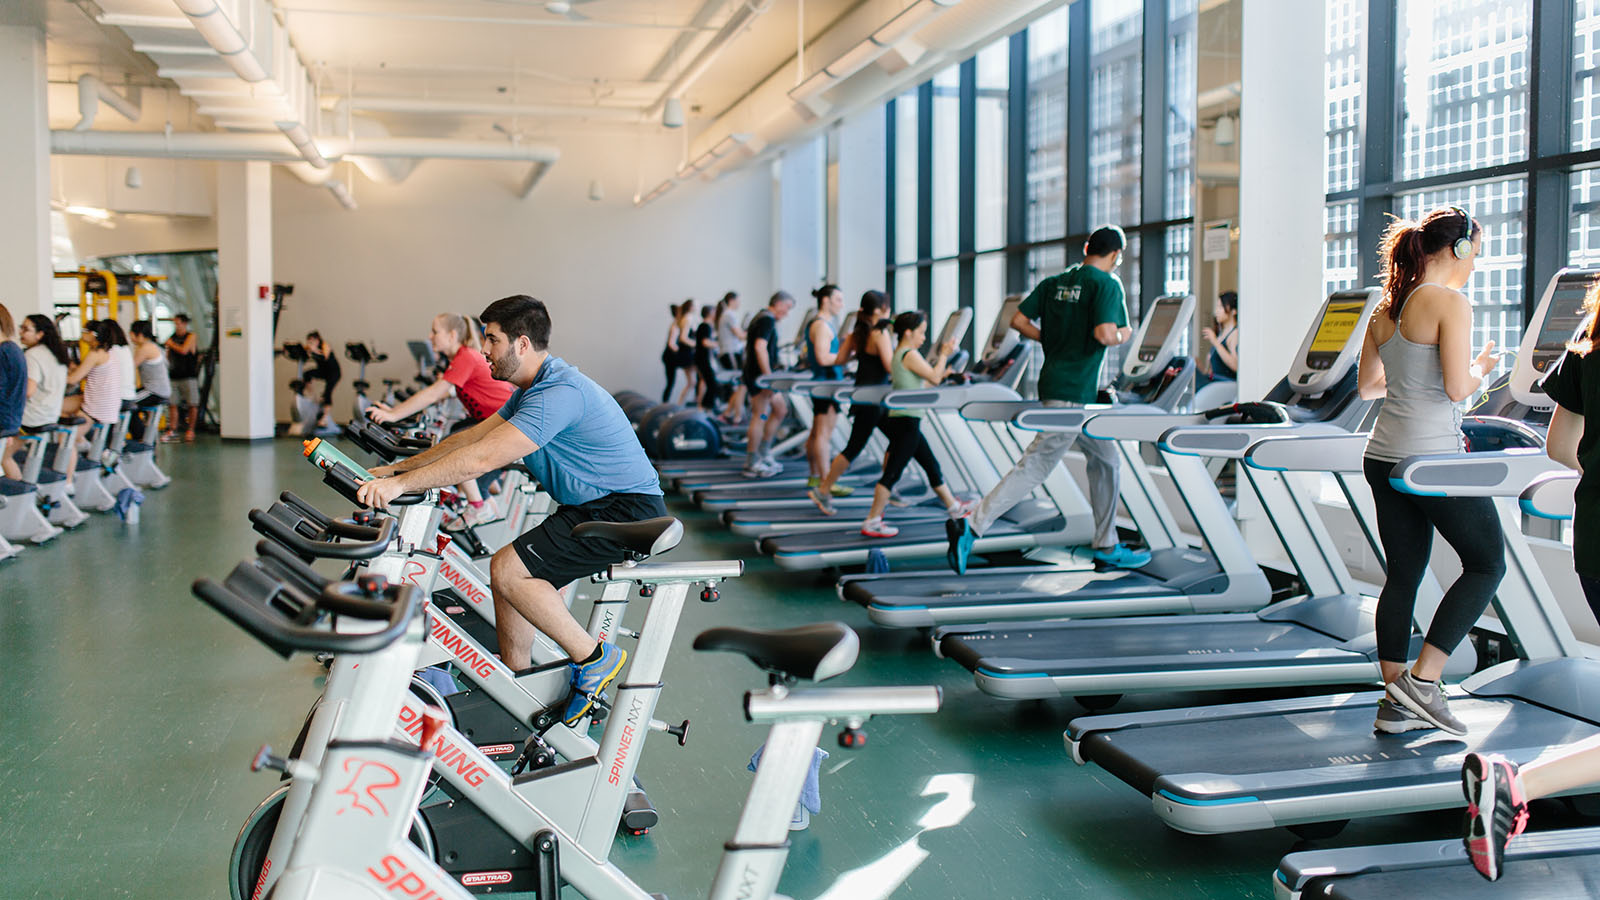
[{"x1": 947, "y1": 225, "x2": 1150, "y2": 574}]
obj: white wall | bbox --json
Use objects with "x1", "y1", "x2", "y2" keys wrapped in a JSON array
[
  {"x1": 270, "y1": 133, "x2": 773, "y2": 415},
  {"x1": 773, "y1": 136, "x2": 826, "y2": 312}
]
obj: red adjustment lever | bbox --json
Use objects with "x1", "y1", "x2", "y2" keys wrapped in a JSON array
[
  {"x1": 435, "y1": 533, "x2": 453, "y2": 553},
  {"x1": 419, "y1": 706, "x2": 448, "y2": 752}
]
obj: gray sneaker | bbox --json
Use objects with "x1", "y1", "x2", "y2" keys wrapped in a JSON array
[
  {"x1": 1387, "y1": 671, "x2": 1467, "y2": 735},
  {"x1": 1373, "y1": 697, "x2": 1432, "y2": 734}
]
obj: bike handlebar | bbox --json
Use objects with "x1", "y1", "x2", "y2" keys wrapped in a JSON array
[{"x1": 192, "y1": 556, "x2": 421, "y2": 658}]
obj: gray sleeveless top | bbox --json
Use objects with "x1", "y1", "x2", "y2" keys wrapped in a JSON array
[
  {"x1": 1364, "y1": 283, "x2": 1466, "y2": 463},
  {"x1": 138, "y1": 355, "x2": 171, "y2": 399}
]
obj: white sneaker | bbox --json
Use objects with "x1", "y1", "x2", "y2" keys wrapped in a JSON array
[
  {"x1": 789, "y1": 802, "x2": 810, "y2": 831},
  {"x1": 861, "y1": 517, "x2": 900, "y2": 538}
]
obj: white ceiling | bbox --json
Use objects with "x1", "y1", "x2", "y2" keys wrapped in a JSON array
[{"x1": 45, "y1": 0, "x2": 863, "y2": 140}]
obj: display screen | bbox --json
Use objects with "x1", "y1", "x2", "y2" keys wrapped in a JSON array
[
  {"x1": 1535, "y1": 279, "x2": 1591, "y2": 352},
  {"x1": 987, "y1": 297, "x2": 1024, "y2": 350},
  {"x1": 1139, "y1": 298, "x2": 1184, "y2": 352},
  {"x1": 937, "y1": 308, "x2": 973, "y2": 349},
  {"x1": 1308, "y1": 300, "x2": 1366, "y2": 355}
]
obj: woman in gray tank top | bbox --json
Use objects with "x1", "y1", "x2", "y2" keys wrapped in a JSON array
[{"x1": 1358, "y1": 206, "x2": 1505, "y2": 737}]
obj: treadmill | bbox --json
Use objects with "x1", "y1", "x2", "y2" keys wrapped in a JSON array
[
  {"x1": 841, "y1": 290, "x2": 1377, "y2": 627},
  {"x1": 1064, "y1": 268, "x2": 1600, "y2": 837},
  {"x1": 756, "y1": 299, "x2": 1098, "y2": 570},
  {"x1": 728, "y1": 294, "x2": 1197, "y2": 537},
  {"x1": 691, "y1": 309, "x2": 974, "y2": 510}
]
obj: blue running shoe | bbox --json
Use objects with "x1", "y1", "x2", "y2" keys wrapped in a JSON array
[
  {"x1": 945, "y1": 517, "x2": 975, "y2": 575},
  {"x1": 1092, "y1": 543, "x2": 1152, "y2": 569},
  {"x1": 564, "y1": 642, "x2": 628, "y2": 727}
]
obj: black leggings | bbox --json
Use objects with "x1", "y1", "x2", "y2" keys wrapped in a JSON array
[
  {"x1": 1582, "y1": 574, "x2": 1600, "y2": 630},
  {"x1": 661, "y1": 358, "x2": 677, "y2": 402},
  {"x1": 878, "y1": 415, "x2": 942, "y2": 490},
  {"x1": 1363, "y1": 457, "x2": 1506, "y2": 664},
  {"x1": 695, "y1": 356, "x2": 717, "y2": 409},
  {"x1": 840, "y1": 404, "x2": 885, "y2": 463}
]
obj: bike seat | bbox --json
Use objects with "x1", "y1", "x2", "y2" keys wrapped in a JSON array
[
  {"x1": 692, "y1": 622, "x2": 858, "y2": 682},
  {"x1": 572, "y1": 517, "x2": 682, "y2": 558}
]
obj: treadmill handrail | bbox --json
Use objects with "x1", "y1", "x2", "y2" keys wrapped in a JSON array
[
  {"x1": 1016, "y1": 403, "x2": 1167, "y2": 433},
  {"x1": 880, "y1": 382, "x2": 1023, "y2": 410},
  {"x1": 1242, "y1": 432, "x2": 1370, "y2": 473},
  {"x1": 805, "y1": 379, "x2": 856, "y2": 399},
  {"x1": 959, "y1": 400, "x2": 1041, "y2": 422},
  {"x1": 1392, "y1": 448, "x2": 1564, "y2": 497},
  {"x1": 1520, "y1": 469, "x2": 1578, "y2": 520},
  {"x1": 1082, "y1": 411, "x2": 1206, "y2": 443},
  {"x1": 1158, "y1": 422, "x2": 1347, "y2": 460},
  {"x1": 758, "y1": 373, "x2": 820, "y2": 392}
]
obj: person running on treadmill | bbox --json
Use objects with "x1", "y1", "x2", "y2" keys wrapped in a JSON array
[
  {"x1": 860, "y1": 311, "x2": 974, "y2": 538},
  {"x1": 357, "y1": 294, "x2": 666, "y2": 726},
  {"x1": 810, "y1": 290, "x2": 892, "y2": 514},
  {"x1": 946, "y1": 225, "x2": 1147, "y2": 574},
  {"x1": 741, "y1": 291, "x2": 796, "y2": 478},
  {"x1": 1359, "y1": 206, "x2": 1504, "y2": 737},
  {"x1": 803, "y1": 285, "x2": 850, "y2": 494},
  {"x1": 693, "y1": 304, "x2": 718, "y2": 411},
  {"x1": 367, "y1": 313, "x2": 514, "y2": 526},
  {"x1": 715, "y1": 292, "x2": 747, "y2": 424},
  {"x1": 1455, "y1": 278, "x2": 1600, "y2": 879}
]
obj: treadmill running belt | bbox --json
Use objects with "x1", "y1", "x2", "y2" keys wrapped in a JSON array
[
  {"x1": 941, "y1": 617, "x2": 1355, "y2": 675},
  {"x1": 760, "y1": 519, "x2": 1036, "y2": 555},
  {"x1": 1314, "y1": 855, "x2": 1600, "y2": 899},
  {"x1": 1080, "y1": 692, "x2": 1600, "y2": 802}
]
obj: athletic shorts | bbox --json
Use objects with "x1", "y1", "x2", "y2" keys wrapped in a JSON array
[
  {"x1": 511, "y1": 491, "x2": 669, "y2": 588},
  {"x1": 171, "y1": 377, "x2": 200, "y2": 406},
  {"x1": 812, "y1": 397, "x2": 840, "y2": 416},
  {"x1": 19, "y1": 423, "x2": 51, "y2": 437}
]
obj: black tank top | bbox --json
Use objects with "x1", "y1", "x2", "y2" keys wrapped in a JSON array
[{"x1": 854, "y1": 326, "x2": 890, "y2": 386}]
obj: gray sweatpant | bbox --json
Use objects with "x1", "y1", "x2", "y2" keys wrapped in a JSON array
[{"x1": 970, "y1": 399, "x2": 1120, "y2": 549}]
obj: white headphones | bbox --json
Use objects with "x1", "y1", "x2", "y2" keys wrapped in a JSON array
[{"x1": 1448, "y1": 206, "x2": 1475, "y2": 260}]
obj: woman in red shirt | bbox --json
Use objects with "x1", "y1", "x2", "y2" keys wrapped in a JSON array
[{"x1": 368, "y1": 313, "x2": 513, "y2": 522}]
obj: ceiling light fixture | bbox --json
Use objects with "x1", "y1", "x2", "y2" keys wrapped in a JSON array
[{"x1": 662, "y1": 97, "x2": 685, "y2": 129}]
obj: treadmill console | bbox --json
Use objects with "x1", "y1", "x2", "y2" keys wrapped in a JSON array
[
  {"x1": 1511, "y1": 268, "x2": 1599, "y2": 409},
  {"x1": 935, "y1": 307, "x2": 974, "y2": 352},
  {"x1": 982, "y1": 296, "x2": 1025, "y2": 361},
  {"x1": 1125, "y1": 294, "x2": 1194, "y2": 377},
  {"x1": 1290, "y1": 289, "x2": 1379, "y2": 396}
]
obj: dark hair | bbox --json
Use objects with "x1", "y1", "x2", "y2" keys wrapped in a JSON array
[
  {"x1": 129, "y1": 320, "x2": 155, "y2": 340},
  {"x1": 1377, "y1": 206, "x2": 1481, "y2": 322},
  {"x1": 812, "y1": 284, "x2": 842, "y2": 307},
  {"x1": 1570, "y1": 278, "x2": 1600, "y2": 357},
  {"x1": 100, "y1": 318, "x2": 129, "y2": 346},
  {"x1": 173, "y1": 313, "x2": 191, "y2": 324},
  {"x1": 700, "y1": 304, "x2": 713, "y2": 319},
  {"x1": 678, "y1": 300, "x2": 695, "y2": 318},
  {"x1": 768, "y1": 290, "x2": 795, "y2": 308},
  {"x1": 305, "y1": 330, "x2": 322, "y2": 344},
  {"x1": 1218, "y1": 291, "x2": 1238, "y2": 315},
  {"x1": 893, "y1": 310, "x2": 926, "y2": 338},
  {"x1": 22, "y1": 315, "x2": 70, "y2": 366},
  {"x1": 481, "y1": 294, "x2": 551, "y2": 351},
  {"x1": 85, "y1": 319, "x2": 119, "y2": 349},
  {"x1": 851, "y1": 291, "x2": 890, "y2": 352},
  {"x1": 1085, "y1": 225, "x2": 1127, "y2": 258},
  {"x1": 0, "y1": 303, "x2": 11, "y2": 338}
]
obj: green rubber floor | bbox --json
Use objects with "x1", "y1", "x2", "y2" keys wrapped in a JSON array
[{"x1": 0, "y1": 438, "x2": 1482, "y2": 898}]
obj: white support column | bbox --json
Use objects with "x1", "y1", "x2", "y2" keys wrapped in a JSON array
[
  {"x1": 0, "y1": 9, "x2": 52, "y2": 319},
  {"x1": 1236, "y1": 0, "x2": 1326, "y2": 402},
  {"x1": 216, "y1": 162, "x2": 275, "y2": 439}
]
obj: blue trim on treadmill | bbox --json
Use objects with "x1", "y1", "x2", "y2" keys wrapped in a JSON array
[
  {"x1": 1391, "y1": 476, "x2": 1446, "y2": 496},
  {"x1": 1520, "y1": 498, "x2": 1572, "y2": 520},
  {"x1": 870, "y1": 603, "x2": 928, "y2": 611},
  {"x1": 1156, "y1": 789, "x2": 1260, "y2": 806},
  {"x1": 1156, "y1": 442, "x2": 1204, "y2": 457}
]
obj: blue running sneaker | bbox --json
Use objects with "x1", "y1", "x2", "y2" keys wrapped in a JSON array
[
  {"x1": 564, "y1": 642, "x2": 628, "y2": 727},
  {"x1": 1092, "y1": 543, "x2": 1152, "y2": 569},
  {"x1": 945, "y1": 517, "x2": 975, "y2": 575}
]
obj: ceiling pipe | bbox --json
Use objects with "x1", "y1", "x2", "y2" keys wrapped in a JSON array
[
  {"x1": 50, "y1": 130, "x2": 561, "y2": 166},
  {"x1": 75, "y1": 74, "x2": 142, "y2": 131},
  {"x1": 517, "y1": 162, "x2": 553, "y2": 199},
  {"x1": 170, "y1": 0, "x2": 270, "y2": 83},
  {"x1": 276, "y1": 120, "x2": 330, "y2": 168},
  {"x1": 788, "y1": 0, "x2": 959, "y2": 113},
  {"x1": 645, "y1": 0, "x2": 770, "y2": 118},
  {"x1": 333, "y1": 96, "x2": 642, "y2": 122},
  {"x1": 326, "y1": 181, "x2": 358, "y2": 210}
]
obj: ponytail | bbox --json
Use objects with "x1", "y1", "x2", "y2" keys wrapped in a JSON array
[
  {"x1": 1377, "y1": 206, "x2": 1480, "y2": 322},
  {"x1": 852, "y1": 290, "x2": 889, "y2": 352},
  {"x1": 1571, "y1": 278, "x2": 1600, "y2": 357},
  {"x1": 435, "y1": 313, "x2": 474, "y2": 349}
]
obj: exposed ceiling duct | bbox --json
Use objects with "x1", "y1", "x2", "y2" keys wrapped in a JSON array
[
  {"x1": 51, "y1": 129, "x2": 560, "y2": 167},
  {"x1": 330, "y1": 96, "x2": 643, "y2": 123},
  {"x1": 787, "y1": 0, "x2": 960, "y2": 119},
  {"x1": 74, "y1": 74, "x2": 142, "y2": 131},
  {"x1": 645, "y1": 0, "x2": 772, "y2": 119}
]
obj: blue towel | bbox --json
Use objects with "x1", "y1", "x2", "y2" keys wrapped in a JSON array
[
  {"x1": 865, "y1": 548, "x2": 889, "y2": 574},
  {"x1": 114, "y1": 487, "x2": 145, "y2": 521},
  {"x1": 748, "y1": 744, "x2": 829, "y2": 814},
  {"x1": 414, "y1": 665, "x2": 460, "y2": 698}
]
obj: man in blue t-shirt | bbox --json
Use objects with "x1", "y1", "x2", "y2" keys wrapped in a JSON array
[{"x1": 359, "y1": 294, "x2": 667, "y2": 726}]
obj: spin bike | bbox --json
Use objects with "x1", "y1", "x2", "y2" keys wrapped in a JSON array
[{"x1": 199, "y1": 548, "x2": 940, "y2": 900}]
